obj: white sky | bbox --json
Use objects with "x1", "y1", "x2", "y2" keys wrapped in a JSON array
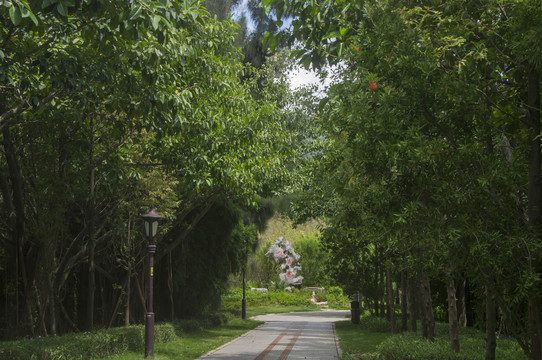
[
  {"x1": 231, "y1": 0, "x2": 256, "y2": 33},
  {"x1": 230, "y1": 1, "x2": 331, "y2": 92},
  {"x1": 288, "y1": 67, "x2": 324, "y2": 90}
]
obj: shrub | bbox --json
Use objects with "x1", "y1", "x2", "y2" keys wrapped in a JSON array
[
  {"x1": 326, "y1": 286, "x2": 351, "y2": 308},
  {"x1": 221, "y1": 287, "x2": 316, "y2": 308},
  {"x1": 314, "y1": 291, "x2": 327, "y2": 302}
]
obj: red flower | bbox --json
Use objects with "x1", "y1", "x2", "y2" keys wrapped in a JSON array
[
  {"x1": 287, "y1": 271, "x2": 291, "y2": 277},
  {"x1": 355, "y1": 46, "x2": 360, "y2": 52},
  {"x1": 369, "y1": 81, "x2": 377, "y2": 90}
]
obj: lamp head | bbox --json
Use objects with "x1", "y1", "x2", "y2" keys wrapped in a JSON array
[{"x1": 141, "y1": 206, "x2": 164, "y2": 240}]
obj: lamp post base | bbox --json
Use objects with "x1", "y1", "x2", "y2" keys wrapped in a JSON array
[
  {"x1": 145, "y1": 312, "x2": 155, "y2": 357},
  {"x1": 242, "y1": 299, "x2": 246, "y2": 320}
]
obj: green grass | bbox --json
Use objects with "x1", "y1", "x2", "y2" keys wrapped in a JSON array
[
  {"x1": 335, "y1": 320, "x2": 392, "y2": 359},
  {"x1": 335, "y1": 316, "x2": 527, "y2": 360},
  {"x1": 245, "y1": 304, "x2": 320, "y2": 318},
  {"x1": 100, "y1": 318, "x2": 262, "y2": 360}
]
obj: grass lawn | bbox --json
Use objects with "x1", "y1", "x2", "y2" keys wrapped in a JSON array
[
  {"x1": 101, "y1": 318, "x2": 262, "y2": 360},
  {"x1": 335, "y1": 320, "x2": 392, "y2": 359},
  {"x1": 245, "y1": 304, "x2": 320, "y2": 318}
]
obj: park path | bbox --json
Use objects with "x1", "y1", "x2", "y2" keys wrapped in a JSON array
[{"x1": 198, "y1": 310, "x2": 349, "y2": 360}]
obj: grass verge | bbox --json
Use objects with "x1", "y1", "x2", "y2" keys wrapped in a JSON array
[
  {"x1": 102, "y1": 318, "x2": 262, "y2": 360},
  {"x1": 335, "y1": 316, "x2": 527, "y2": 360},
  {"x1": 335, "y1": 321, "x2": 392, "y2": 359}
]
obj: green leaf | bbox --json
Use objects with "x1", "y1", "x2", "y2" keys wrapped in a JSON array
[
  {"x1": 300, "y1": 54, "x2": 312, "y2": 69},
  {"x1": 9, "y1": 6, "x2": 22, "y2": 25},
  {"x1": 42, "y1": 0, "x2": 55, "y2": 9},
  {"x1": 130, "y1": 6, "x2": 142, "y2": 21},
  {"x1": 152, "y1": 14, "x2": 160, "y2": 30},
  {"x1": 56, "y1": 2, "x2": 66, "y2": 16}
]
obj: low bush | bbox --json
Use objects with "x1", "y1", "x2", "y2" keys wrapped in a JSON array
[
  {"x1": 221, "y1": 287, "x2": 315, "y2": 308},
  {"x1": 326, "y1": 286, "x2": 351, "y2": 308}
]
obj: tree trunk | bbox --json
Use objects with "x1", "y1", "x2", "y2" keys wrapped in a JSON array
[
  {"x1": 457, "y1": 278, "x2": 467, "y2": 327},
  {"x1": 3, "y1": 127, "x2": 34, "y2": 336},
  {"x1": 527, "y1": 68, "x2": 541, "y2": 228},
  {"x1": 47, "y1": 272, "x2": 57, "y2": 335},
  {"x1": 485, "y1": 277, "x2": 497, "y2": 360},
  {"x1": 407, "y1": 274, "x2": 418, "y2": 333},
  {"x1": 86, "y1": 159, "x2": 96, "y2": 330},
  {"x1": 380, "y1": 249, "x2": 386, "y2": 319},
  {"x1": 447, "y1": 278, "x2": 460, "y2": 352},
  {"x1": 374, "y1": 254, "x2": 380, "y2": 317},
  {"x1": 401, "y1": 270, "x2": 408, "y2": 332},
  {"x1": 168, "y1": 251, "x2": 175, "y2": 320},
  {"x1": 386, "y1": 263, "x2": 397, "y2": 333},
  {"x1": 528, "y1": 297, "x2": 542, "y2": 360},
  {"x1": 527, "y1": 67, "x2": 542, "y2": 360},
  {"x1": 86, "y1": 117, "x2": 97, "y2": 331},
  {"x1": 419, "y1": 272, "x2": 435, "y2": 341},
  {"x1": 125, "y1": 215, "x2": 132, "y2": 327}
]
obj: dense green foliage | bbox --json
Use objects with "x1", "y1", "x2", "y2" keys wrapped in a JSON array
[
  {"x1": 0, "y1": 0, "x2": 299, "y2": 339},
  {"x1": 263, "y1": 0, "x2": 542, "y2": 358}
]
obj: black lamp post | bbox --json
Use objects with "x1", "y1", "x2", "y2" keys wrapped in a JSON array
[
  {"x1": 242, "y1": 269, "x2": 246, "y2": 320},
  {"x1": 141, "y1": 206, "x2": 164, "y2": 358}
]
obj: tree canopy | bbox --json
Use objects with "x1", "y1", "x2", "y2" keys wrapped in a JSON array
[
  {"x1": 0, "y1": 0, "x2": 298, "y2": 337},
  {"x1": 263, "y1": 0, "x2": 541, "y2": 358}
]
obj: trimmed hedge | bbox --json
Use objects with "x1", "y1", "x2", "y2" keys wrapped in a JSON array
[
  {"x1": 0, "y1": 323, "x2": 176, "y2": 360},
  {"x1": 221, "y1": 288, "x2": 316, "y2": 308},
  {"x1": 221, "y1": 287, "x2": 350, "y2": 309}
]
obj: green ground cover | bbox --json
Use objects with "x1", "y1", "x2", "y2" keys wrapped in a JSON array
[
  {"x1": 335, "y1": 316, "x2": 527, "y2": 360},
  {"x1": 102, "y1": 318, "x2": 262, "y2": 360},
  {"x1": 335, "y1": 321, "x2": 392, "y2": 359}
]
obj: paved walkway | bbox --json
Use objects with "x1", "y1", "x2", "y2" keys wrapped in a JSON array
[{"x1": 198, "y1": 310, "x2": 349, "y2": 360}]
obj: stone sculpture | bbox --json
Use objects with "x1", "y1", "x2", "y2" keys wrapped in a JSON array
[{"x1": 265, "y1": 237, "x2": 303, "y2": 286}]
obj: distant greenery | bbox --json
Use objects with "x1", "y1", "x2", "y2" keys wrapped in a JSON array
[
  {"x1": 222, "y1": 287, "x2": 316, "y2": 308},
  {"x1": 244, "y1": 214, "x2": 332, "y2": 289},
  {"x1": 221, "y1": 286, "x2": 351, "y2": 310}
]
